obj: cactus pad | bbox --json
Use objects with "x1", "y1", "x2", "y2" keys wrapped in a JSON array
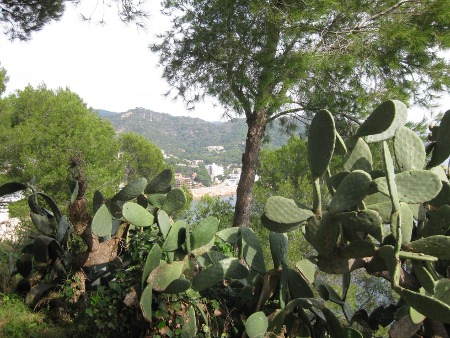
[
  {"x1": 329, "y1": 170, "x2": 371, "y2": 214},
  {"x1": 428, "y1": 109, "x2": 450, "y2": 168},
  {"x1": 308, "y1": 109, "x2": 336, "y2": 178},
  {"x1": 335, "y1": 131, "x2": 347, "y2": 155},
  {"x1": 407, "y1": 235, "x2": 450, "y2": 260},
  {"x1": 363, "y1": 100, "x2": 408, "y2": 143},
  {"x1": 420, "y1": 204, "x2": 450, "y2": 237},
  {"x1": 429, "y1": 181, "x2": 450, "y2": 207},
  {"x1": 0, "y1": 181, "x2": 28, "y2": 197},
  {"x1": 391, "y1": 202, "x2": 413, "y2": 246},
  {"x1": 295, "y1": 259, "x2": 316, "y2": 284},
  {"x1": 334, "y1": 210, "x2": 383, "y2": 242},
  {"x1": 264, "y1": 196, "x2": 313, "y2": 230},
  {"x1": 157, "y1": 209, "x2": 172, "y2": 239},
  {"x1": 191, "y1": 216, "x2": 219, "y2": 250},
  {"x1": 343, "y1": 138, "x2": 373, "y2": 172},
  {"x1": 305, "y1": 212, "x2": 338, "y2": 256},
  {"x1": 162, "y1": 220, "x2": 187, "y2": 252},
  {"x1": 394, "y1": 126, "x2": 425, "y2": 171},
  {"x1": 269, "y1": 232, "x2": 288, "y2": 270},
  {"x1": 341, "y1": 240, "x2": 376, "y2": 258},
  {"x1": 123, "y1": 202, "x2": 154, "y2": 227},
  {"x1": 238, "y1": 227, "x2": 266, "y2": 274},
  {"x1": 142, "y1": 244, "x2": 162, "y2": 287},
  {"x1": 192, "y1": 257, "x2": 243, "y2": 291},
  {"x1": 91, "y1": 204, "x2": 112, "y2": 237},
  {"x1": 163, "y1": 277, "x2": 191, "y2": 294},
  {"x1": 147, "y1": 261, "x2": 184, "y2": 292},
  {"x1": 245, "y1": 311, "x2": 268, "y2": 338},
  {"x1": 374, "y1": 170, "x2": 442, "y2": 204},
  {"x1": 112, "y1": 178, "x2": 147, "y2": 202},
  {"x1": 140, "y1": 285, "x2": 153, "y2": 322},
  {"x1": 216, "y1": 227, "x2": 239, "y2": 244},
  {"x1": 162, "y1": 188, "x2": 186, "y2": 215},
  {"x1": 400, "y1": 286, "x2": 450, "y2": 324},
  {"x1": 145, "y1": 169, "x2": 172, "y2": 194},
  {"x1": 287, "y1": 268, "x2": 314, "y2": 299}
]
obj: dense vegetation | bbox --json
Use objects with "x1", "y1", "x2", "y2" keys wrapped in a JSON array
[
  {"x1": 102, "y1": 107, "x2": 302, "y2": 165},
  {"x1": 1, "y1": 100, "x2": 450, "y2": 338},
  {"x1": 1, "y1": 1, "x2": 450, "y2": 337},
  {"x1": 0, "y1": 85, "x2": 124, "y2": 204},
  {"x1": 153, "y1": 0, "x2": 450, "y2": 228}
]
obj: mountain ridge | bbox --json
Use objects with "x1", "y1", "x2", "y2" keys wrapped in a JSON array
[{"x1": 100, "y1": 107, "x2": 304, "y2": 164}]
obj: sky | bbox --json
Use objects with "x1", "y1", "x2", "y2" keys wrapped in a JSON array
[
  {"x1": 0, "y1": 2, "x2": 449, "y2": 123},
  {"x1": 0, "y1": 2, "x2": 225, "y2": 121}
]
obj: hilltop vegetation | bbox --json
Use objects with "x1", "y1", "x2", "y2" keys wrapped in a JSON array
[{"x1": 101, "y1": 108, "x2": 304, "y2": 165}]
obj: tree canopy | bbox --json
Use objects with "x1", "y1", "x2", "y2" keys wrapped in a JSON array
[
  {"x1": 0, "y1": 84, "x2": 124, "y2": 203},
  {"x1": 153, "y1": 0, "x2": 450, "y2": 226},
  {"x1": 0, "y1": 0, "x2": 149, "y2": 40},
  {"x1": 119, "y1": 131, "x2": 166, "y2": 182}
]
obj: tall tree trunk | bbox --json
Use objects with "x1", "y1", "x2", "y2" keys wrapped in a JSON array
[{"x1": 233, "y1": 110, "x2": 266, "y2": 227}]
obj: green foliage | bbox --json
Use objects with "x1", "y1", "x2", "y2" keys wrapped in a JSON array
[
  {"x1": 0, "y1": 1, "x2": 65, "y2": 40},
  {"x1": 153, "y1": 0, "x2": 450, "y2": 228},
  {"x1": 0, "y1": 65, "x2": 8, "y2": 95},
  {"x1": 0, "y1": 85, "x2": 123, "y2": 206},
  {"x1": 261, "y1": 100, "x2": 450, "y2": 336},
  {"x1": 254, "y1": 137, "x2": 312, "y2": 207},
  {"x1": 119, "y1": 132, "x2": 165, "y2": 182},
  {"x1": 0, "y1": 293, "x2": 73, "y2": 338},
  {"x1": 0, "y1": 0, "x2": 150, "y2": 41},
  {"x1": 105, "y1": 108, "x2": 298, "y2": 165}
]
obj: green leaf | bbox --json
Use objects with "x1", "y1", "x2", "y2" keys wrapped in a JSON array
[
  {"x1": 308, "y1": 109, "x2": 336, "y2": 178},
  {"x1": 123, "y1": 202, "x2": 154, "y2": 227},
  {"x1": 329, "y1": 170, "x2": 371, "y2": 214},
  {"x1": 407, "y1": 235, "x2": 450, "y2": 260},
  {"x1": 238, "y1": 227, "x2": 266, "y2": 274},
  {"x1": 343, "y1": 138, "x2": 372, "y2": 172},
  {"x1": 245, "y1": 311, "x2": 268, "y2": 338},
  {"x1": 428, "y1": 109, "x2": 450, "y2": 168},
  {"x1": 142, "y1": 244, "x2": 162, "y2": 288},
  {"x1": 147, "y1": 261, "x2": 184, "y2": 292},
  {"x1": 145, "y1": 169, "x2": 172, "y2": 194},
  {"x1": 140, "y1": 285, "x2": 153, "y2": 322},
  {"x1": 91, "y1": 204, "x2": 112, "y2": 237},
  {"x1": 191, "y1": 216, "x2": 219, "y2": 250},
  {"x1": 363, "y1": 100, "x2": 408, "y2": 143},
  {"x1": 0, "y1": 182, "x2": 28, "y2": 197},
  {"x1": 162, "y1": 188, "x2": 186, "y2": 215}
]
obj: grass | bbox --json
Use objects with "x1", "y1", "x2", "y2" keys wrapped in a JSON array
[{"x1": 0, "y1": 293, "x2": 70, "y2": 338}]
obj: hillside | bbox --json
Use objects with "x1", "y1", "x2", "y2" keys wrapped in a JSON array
[{"x1": 101, "y1": 108, "x2": 305, "y2": 164}]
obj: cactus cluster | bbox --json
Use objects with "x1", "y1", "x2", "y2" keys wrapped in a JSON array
[{"x1": 260, "y1": 101, "x2": 450, "y2": 336}]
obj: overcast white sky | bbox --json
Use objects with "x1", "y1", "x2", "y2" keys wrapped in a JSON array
[
  {"x1": 0, "y1": 2, "x2": 225, "y2": 121},
  {"x1": 0, "y1": 2, "x2": 449, "y2": 122}
]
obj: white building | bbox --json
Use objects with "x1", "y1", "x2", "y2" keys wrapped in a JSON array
[{"x1": 205, "y1": 163, "x2": 224, "y2": 178}]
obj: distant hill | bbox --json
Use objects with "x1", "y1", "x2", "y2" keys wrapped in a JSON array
[
  {"x1": 95, "y1": 109, "x2": 122, "y2": 117},
  {"x1": 102, "y1": 108, "x2": 305, "y2": 164}
]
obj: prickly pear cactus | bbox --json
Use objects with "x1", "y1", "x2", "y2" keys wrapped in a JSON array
[{"x1": 261, "y1": 100, "x2": 450, "y2": 336}]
